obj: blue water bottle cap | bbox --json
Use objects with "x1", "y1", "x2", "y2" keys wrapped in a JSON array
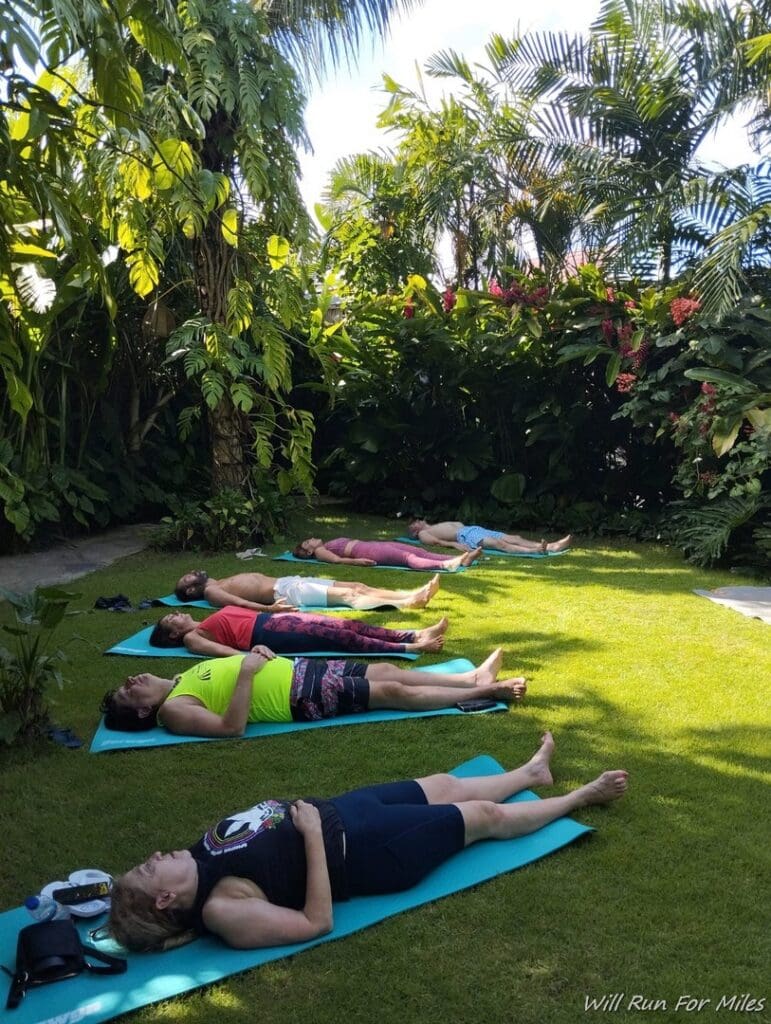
[{"x1": 24, "y1": 896, "x2": 41, "y2": 910}]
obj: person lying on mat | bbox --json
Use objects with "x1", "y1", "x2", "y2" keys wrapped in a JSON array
[
  {"x1": 107, "y1": 731, "x2": 627, "y2": 952},
  {"x1": 100, "y1": 647, "x2": 526, "y2": 734},
  {"x1": 408, "y1": 519, "x2": 573, "y2": 554},
  {"x1": 149, "y1": 606, "x2": 449, "y2": 657},
  {"x1": 293, "y1": 537, "x2": 482, "y2": 571},
  {"x1": 174, "y1": 569, "x2": 441, "y2": 612}
]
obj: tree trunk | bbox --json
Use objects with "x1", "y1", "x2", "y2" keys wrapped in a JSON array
[{"x1": 192, "y1": 212, "x2": 247, "y2": 493}]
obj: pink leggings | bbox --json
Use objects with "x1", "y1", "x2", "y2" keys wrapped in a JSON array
[{"x1": 347, "y1": 540, "x2": 457, "y2": 571}]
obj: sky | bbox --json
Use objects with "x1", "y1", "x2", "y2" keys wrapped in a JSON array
[{"x1": 298, "y1": 0, "x2": 759, "y2": 215}]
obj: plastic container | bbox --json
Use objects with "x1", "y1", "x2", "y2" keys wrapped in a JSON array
[{"x1": 24, "y1": 894, "x2": 71, "y2": 921}]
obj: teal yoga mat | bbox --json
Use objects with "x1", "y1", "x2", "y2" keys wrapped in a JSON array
[
  {"x1": 154, "y1": 594, "x2": 343, "y2": 612},
  {"x1": 105, "y1": 626, "x2": 419, "y2": 660},
  {"x1": 274, "y1": 552, "x2": 466, "y2": 572},
  {"x1": 89, "y1": 659, "x2": 502, "y2": 752},
  {"x1": 0, "y1": 754, "x2": 592, "y2": 1024},
  {"x1": 395, "y1": 536, "x2": 569, "y2": 558}
]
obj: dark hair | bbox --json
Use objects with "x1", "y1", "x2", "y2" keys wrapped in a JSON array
[
  {"x1": 174, "y1": 570, "x2": 207, "y2": 601},
  {"x1": 100, "y1": 691, "x2": 159, "y2": 732},
  {"x1": 292, "y1": 542, "x2": 312, "y2": 559},
  {"x1": 149, "y1": 619, "x2": 181, "y2": 648}
]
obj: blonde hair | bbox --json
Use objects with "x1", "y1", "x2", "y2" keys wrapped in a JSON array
[{"x1": 108, "y1": 875, "x2": 196, "y2": 952}]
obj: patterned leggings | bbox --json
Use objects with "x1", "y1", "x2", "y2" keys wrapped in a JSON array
[{"x1": 254, "y1": 612, "x2": 414, "y2": 654}]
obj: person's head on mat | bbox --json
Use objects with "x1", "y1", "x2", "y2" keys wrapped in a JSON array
[
  {"x1": 100, "y1": 673, "x2": 170, "y2": 731},
  {"x1": 407, "y1": 519, "x2": 429, "y2": 537},
  {"x1": 107, "y1": 730, "x2": 628, "y2": 952},
  {"x1": 149, "y1": 612, "x2": 198, "y2": 648},
  {"x1": 293, "y1": 538, "x2": 323, "y2": 559},
  {"x1": 175, "y1": 571, "x2": 209, "y2": 601},
  {"x1": 99, "y1": 648, "x2": 528, "y2": 735}
]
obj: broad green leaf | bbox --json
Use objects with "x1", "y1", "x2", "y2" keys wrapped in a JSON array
[
  {"x1": 10, "y1": 243, "x2": 58, "y2": 261},
  {"x1": 221, "y1": 209, "x2": 238, "y2": 247},
  {"x1": 684, "y1": 368, "x2": 757, "y2": 391},
  {"x1": 605, "y1": 352, "x2": 622, "y2": 386},
  {"x1": 127, "y1": 251, "x2": 159, "y2": 297},
  {"x1": 152, "y1": 139, "x2": 195, "y2": 189},
  {"x1": 712, "y1": 417, "x2": 742, "y2": 457},
  {"x1": 267, "y1": 235, "x2": 290, "y2": 270}
]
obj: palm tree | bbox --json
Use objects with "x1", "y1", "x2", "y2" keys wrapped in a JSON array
[{"x1": 488, "y1": 0, "x2": 761, "y2": 284}]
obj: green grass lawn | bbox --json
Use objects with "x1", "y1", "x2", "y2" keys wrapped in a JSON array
[{"x1": 1, "y1": 511, "x2": 769, "y2": 1024}]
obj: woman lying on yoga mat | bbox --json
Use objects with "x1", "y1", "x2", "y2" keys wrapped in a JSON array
[
  {"x1": 100, "y1": 646, "x2": 525, "y2": 733},
  {"x1": 408, "y1": 519, "x2": 573, "y2": 554},
  {"x1": 107, "y1": 731, "x2": 628, "y2": 951},
  {"x1": 293, "y1": 537, "x2": 482, "y2": 571},
  {"x1": 149, "y1": 606, "x2": 449, "y2": 657},
  {"x1": 175, "y1": 569, "x2": 441, "y2": 612}
]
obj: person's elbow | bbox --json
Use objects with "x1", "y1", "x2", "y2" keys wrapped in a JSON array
[
  {"x1": 305, "y1": 910, "x2": 333, "y2": 936},
  {"x1": 220, "y1": 720, "x2": 246, "y2": 737}
]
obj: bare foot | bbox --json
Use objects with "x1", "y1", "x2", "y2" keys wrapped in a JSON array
[
  {"x1": 422, "y1": 616, "x2": 448, "y2": 640},
  {"x1": 407, "y1": 573, "x2": 441, "y2": 608},
  {"x1": 547, "y1": 534, "x2": 573, "y2": 553},
  {"x1": 411, "y1": 633, "x2": 445, "y2": 653},
  {"x1": 577, "y1": 770, "x2": 629, "y2": 806},
  {"x1": 461, "y1": 546, "x2": 483, "y2": 566},
  {"x1": 492, "y1": 677, "x2": 527, "y2": 702},
  {"x1": 473, "y1": 647, "x2": 503, "y2": 687},
  {"x1": 524, "y1": 731, "x2": 555, "y2": 787}
]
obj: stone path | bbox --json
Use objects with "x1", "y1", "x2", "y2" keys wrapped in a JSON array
[{"x1": 0, "y1": 524, "x2": 156, "y2": 593}]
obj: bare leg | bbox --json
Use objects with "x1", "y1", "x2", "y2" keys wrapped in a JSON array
[
  {"x1": 368, "y1": 674, "x2": 526, "y2": 710},
  {"x1": 365, "y1": 648, "x2": 505, "y2": 690},
  {"x1": 484, "y1": 537, "x2": 544, "y2": 553},
  {"x1": 416, "y1": 732, "x2": 556, "y2": 803},
  {"x1": 328, "y1": 575, "x2": 440, "y2": 610},
  {"x1": 459, "y1": 769, "x2": 628, "y2": 845}
]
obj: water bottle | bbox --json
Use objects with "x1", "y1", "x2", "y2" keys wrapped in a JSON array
[{"x1": 24, "y1": 894, "x2": 71, "y2": 921}]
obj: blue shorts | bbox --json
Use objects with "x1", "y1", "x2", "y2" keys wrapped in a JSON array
[
  {"x1": 331, "y1": 780, "x2": 465, "y2": 895},
  {"x1": 456, "y1": 525, "x2": 503, "y2": 549}
]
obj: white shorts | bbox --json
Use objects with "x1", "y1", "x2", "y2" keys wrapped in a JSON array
[{"x1": 274, "y1": 575, "x2": 335, "y2": 608}]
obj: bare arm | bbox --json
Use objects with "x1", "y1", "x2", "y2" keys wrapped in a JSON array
[
  {"x1": 183, "y1": 630, "x2": 244, "y2": 657},
  {"x1": 160, "y1": 650, "x2": 274, "y2": 736},
  {"x1": 202, "y1": 801, "x2": 333, "y2": 948},
  {"x1": 417, "y1": 530, "x2": 466, "y2": 550}
]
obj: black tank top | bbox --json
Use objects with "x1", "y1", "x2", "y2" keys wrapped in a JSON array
[{"x1": 188, "y1": 797, "x2": 348, "y2": 934}]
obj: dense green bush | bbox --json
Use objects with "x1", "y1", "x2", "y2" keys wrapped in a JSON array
[{"x1": 313, "y1": 268, "x2": 770, "y2": 568}]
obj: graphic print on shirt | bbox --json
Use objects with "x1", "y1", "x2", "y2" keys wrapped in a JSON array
[{"x1": 203, "y1": 800, "x2": 288, "y2": 856}]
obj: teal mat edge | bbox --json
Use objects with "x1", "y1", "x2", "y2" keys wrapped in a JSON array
[{"x1": 0, "y1": 753, "x2": 593, "y2": 1024}]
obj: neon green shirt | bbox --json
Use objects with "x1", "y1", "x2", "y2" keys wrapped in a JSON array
[{"x1": 169, "y1": 654, "x2": 293, "y2": 723}]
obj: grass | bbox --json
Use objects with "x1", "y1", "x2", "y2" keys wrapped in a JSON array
[{"x1": 1, "y1": 510, "x2": 769, "y2": 1024}]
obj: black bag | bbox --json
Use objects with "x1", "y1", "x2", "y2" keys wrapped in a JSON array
[{"x1": 4, "y1": 919, "x2": 126, "y2": 1010}]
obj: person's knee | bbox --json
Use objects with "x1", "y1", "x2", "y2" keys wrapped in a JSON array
[{"x1": 369, "y1": 679, "x2": 408, "y2": 705}]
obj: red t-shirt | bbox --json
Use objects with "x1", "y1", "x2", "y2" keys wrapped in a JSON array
[{"x1": 199, "y1": 607, "x2": 256, "y2": 650}]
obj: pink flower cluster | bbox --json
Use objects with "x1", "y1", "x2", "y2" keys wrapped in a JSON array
[
  {"x1": 489, "y1": 279, "x2": 549, "y2": 308},
  {"x1": 670, "y1": 296, "x2": 701, "y2": 327},
  {"x1": 442, "y1": 287, "x2": 456, "y2": 312},
  {"x1": 403, "y1": 301, "x2": 415, "y2": 319},
  {"x1": 700, "y1": 381, "x2": 717, "y2": 415},
  {"x1": 616, "y1": 373, "x2": 637, "y2": 394}
]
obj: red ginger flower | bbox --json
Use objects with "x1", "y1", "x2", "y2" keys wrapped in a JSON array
[
  {"x1": 624, "y1": 299, "x2": 637, "y2": 310},
  {"x1": 489, "y1": 279, "x2": 504, "y2": 298},
  {"x1": 670, "y1": 296, "x2": 701, "y2": 327},
  {"x1": 631, "y1": 339, "x2": 650, "y2": 369},
  {"x1": 616, "y1": 373, "x2": 637, "y2": 393},
  {"x1": 403, "y1": 301, "x2": 415, "y2": 319},
  {"x1": 442, "y1": 287, "x2": 456, "y2": 312},
  {"x1": 701, "y1": 382, "x2": 717, "y2": 396},
  {"x1": 601, "y1": 319, "x2": 616, "y2": 344}
]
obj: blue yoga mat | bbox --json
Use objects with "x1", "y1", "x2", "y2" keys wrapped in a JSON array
[
  {"x1": 105, "y1": 626, "x2": 419, "y2": 660},
  {"x1": 274, "y1": 552, "x2": 466, "y2": 573},
  {"x1": 90, "y1": 659, "x2": 504, "y2": 752},
  {"x1": 154, "y1": 594, "x2": 347, "y2": 612},
  {"x1": 0, "y1": 754, "x2": 592, "y2": 1024},
  {"x1": 395, "y1": 536, "x2": 569, "y2": 558}
]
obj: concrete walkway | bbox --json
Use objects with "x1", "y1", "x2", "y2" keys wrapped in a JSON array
[{"x1": 0, "y1": 523, "x2": 156, "y2": 593}]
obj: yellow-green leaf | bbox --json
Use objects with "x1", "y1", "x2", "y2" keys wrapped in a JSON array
[
  {"x1": 152, "y1": 139, "x2": 195, "y2": 189},
  {"x1": 10, "y1": 243, "x2": 58, "y2": 261},
  {"x1": 712, "y1": 418, "x2": 741, "y2": 457},
  {"x1": 267, "y1": 234, "x2": 290, "y2": 269},
  {"x1": 407, "y1": 274, "x2": 427, "y2": 291},
  {"x1": 221, "y1": 209, "x2": 239, "y2": 247}
]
